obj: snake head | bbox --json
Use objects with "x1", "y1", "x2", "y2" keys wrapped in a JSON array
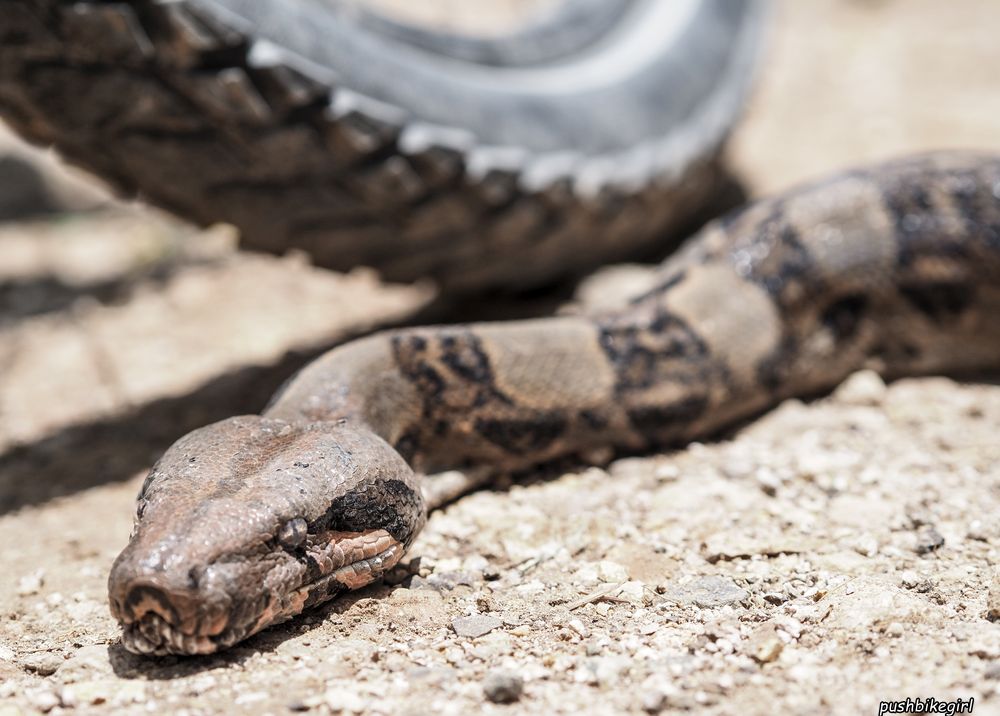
[{"x1": 108, "y1": 416, "x2": 425, "y2": 656}]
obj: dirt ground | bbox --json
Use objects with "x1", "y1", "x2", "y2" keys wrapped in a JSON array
[{"x1": 2, "y1": 1, "x2": 1000, "y2": 714}]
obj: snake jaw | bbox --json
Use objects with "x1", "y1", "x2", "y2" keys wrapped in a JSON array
[
  {"x1": 296, "y1": 531, "x2": 407, "y2": 596},
  {"x1": 247, "y1": 530, "x2": 407, "y2": 635},
  {"x1": 122, "y1": 613, "x2": 237, "y2": 656}
]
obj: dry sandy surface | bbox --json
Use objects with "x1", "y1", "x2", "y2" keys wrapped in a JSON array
[{"x1": 2, "y1": 1, "x2": 1000, "y2": 714}]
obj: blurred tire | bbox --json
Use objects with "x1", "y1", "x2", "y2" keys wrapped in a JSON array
[{"x1": 0, "y1": 0, "x2": 765, "y2": 290}]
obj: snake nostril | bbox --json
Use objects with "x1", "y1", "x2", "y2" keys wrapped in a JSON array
[
  {"x1": 123, "y1": 584, "x2": 180, "y2": 625},
  {"x1": 187, "y1": 566, "x2": 204, "y2": 590}
]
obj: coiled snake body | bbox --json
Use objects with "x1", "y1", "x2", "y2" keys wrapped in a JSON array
[{"x1": 109, "y1": 152, "x2": 1000, "y2": 655}]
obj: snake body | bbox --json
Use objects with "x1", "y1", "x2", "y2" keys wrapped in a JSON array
[{"x1": 109, "y1": 152, "x2": 1000, "y2": 655}]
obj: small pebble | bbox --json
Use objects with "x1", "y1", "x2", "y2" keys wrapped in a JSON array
[
  {"x1": 619, "y1": 580, "x2": 647, "y2": 604},
  {"x1": 452, "y1": 614, "x2": 503, "y2": 638},
  {"x1": 323, "y1": 687, "x2": 365, "y2": 714},
  {"x1": 915, "y1": 527, "x2": 945, "y2": 555},
  {"x1": 852, "y1": 535, "x2": 879, "y2": 557},
  {"x1": 16, "y1": 570, "x2": 44, "y2": 597},
  {"x1": 471, "y1": 632, "x2": 513, "y2": 660},
  {"x1": 58, "y1": 686, "x2": 78, "y2": 708},
  {"x1": 987, "y1": 571, "x2": 1000, "y2": 621},
  {"x1": 427, "y1": 571, "x2": 481, "y2": 591},
  {"x1": 567, "y1": 619, "x2": 590, "y2": 638},
  {"x1": 834, "y1": 370, "x2": 886, "y2": 406},
  {"x1": 588, "y1": 656, "x2": 630, "y2": 688},
  {"x1": 27, "y1": 690, "x2": 59, "y2": 713},
  {"x1": 482, "y1": 671, "x2": 523, "y2": 704},
  {"x1": 642, "y1": 690, "x2": 668, "y2": 714},
  {"x1": 747, "y1": 625, "x2": 784, "y2": 664},
  {"x1": 751, "y1": 638, "x2": 784, "y2": 664},
  {"x1": 598, "y1": 561, "x2": 629, "y2": 583},
  {"x1": 755, "y1": 470, "x2": 782, "y2": 496},
  {"x1": 21, "y1": 652, "x2": 62, "y2": 677},
  {"x1": 69, "y1": 681, "x2": 113, "y2": 706},
  {"x1": 966, "y1": 520, "x2": 990, "y2": 541},
  {"x1": 653, "y1": 463, "x2": 680, "y2": 482},
  {"x1": 662, "y1": 576, "x2": 748, "y2": 608}
]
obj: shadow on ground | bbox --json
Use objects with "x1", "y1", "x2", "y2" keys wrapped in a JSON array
[
  {"x1": 0, "y1": 259, "x2": 222, "y2": 326},
  {"x1": 0, "y1": 343, "x2": 318, "y2": 514}
]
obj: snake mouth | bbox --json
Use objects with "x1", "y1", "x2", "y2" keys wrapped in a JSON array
[
  {"x1": 115, "y1": 538, "x2": 407, "y2": 656},
  {"x1": 112, "y1": 580, "x2": 248, "y2": 656},
  {"x1": 121, "y1": 612, "x2": 249, "y2": 656}
]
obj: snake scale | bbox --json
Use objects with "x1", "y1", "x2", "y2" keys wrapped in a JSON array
[{"x1": 108, "y1": 151, "x2": 1000, "y2": 655}]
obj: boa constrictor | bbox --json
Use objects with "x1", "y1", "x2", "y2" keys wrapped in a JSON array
[{"x1": 108, "y1": 152, "x2": 1000, "y2": 655}]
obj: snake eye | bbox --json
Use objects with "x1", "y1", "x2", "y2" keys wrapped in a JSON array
[{"x1": 278, "y1": 518, "x2": 308, "y2": 549}]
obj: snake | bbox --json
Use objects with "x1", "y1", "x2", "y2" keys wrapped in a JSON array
[{"x1": 107, "y1": 151, "x2": 1000, "y2": 655}]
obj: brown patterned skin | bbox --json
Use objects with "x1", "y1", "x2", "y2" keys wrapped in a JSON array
[{"x1": 109, "y1": 152, "x2": 1000, "y2": 655}]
